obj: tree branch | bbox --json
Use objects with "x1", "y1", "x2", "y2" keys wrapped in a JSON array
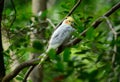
[
  {"x1": 65, "y1": 1, "x2": 120, "y2": 47},
  {"x1": 92, "y1": 1, "x2": 120, "y2": 28},
  {"x1": 56, "y1": 0, "x2": 82, "y2": 28},
  {"x1": 46, "y1": 18, "x2": 56, "y2": 29},
  {"x1": 22, "y1": 65, "x2": 36, "y2": 82},
  {"x1": 103, "y1": 16, "x2": 117, "y2": 68},
  {"x1": 2, "y1": 59, "x2": 39, "y2": 82}
]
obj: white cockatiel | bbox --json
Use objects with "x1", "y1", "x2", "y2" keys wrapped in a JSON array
[
  {"x1": 39, "y1": 16, "x2": 75, "y2": 63},
  {"x1": 47, "y1": 16, "x2": 75, "y2": 52}
]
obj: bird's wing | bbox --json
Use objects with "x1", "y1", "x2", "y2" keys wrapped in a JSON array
[{"x1": 49, "y1": 25, "x2": 73, "y2": 47}]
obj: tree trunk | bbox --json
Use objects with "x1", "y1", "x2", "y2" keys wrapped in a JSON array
[
  {"x1": 29, "y1": 0, "x2": 56, "y2": 82},
  {"x1": 29, "y1": 0, "x2": 48, "y2": 82},
  {"x1": 32, "y1": 0, "x2": 47, "y2": 15},
  {"x1": 0, "y1": 0, "x2": 5, "y2": 81}
]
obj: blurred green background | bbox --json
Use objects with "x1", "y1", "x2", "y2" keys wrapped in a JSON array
[{"x1": 2, "y1": 0, "x2": 120, "y2": 82}]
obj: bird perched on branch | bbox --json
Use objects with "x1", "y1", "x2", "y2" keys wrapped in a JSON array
[
  {"x1": 39, "y1": 16, "x2": 75, "y2": 63},
  {"x1": 47, "y1": 16, "x2": 75, "y2": 52}
]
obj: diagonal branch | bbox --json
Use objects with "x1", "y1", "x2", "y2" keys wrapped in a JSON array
[
  {"x1": 56, "y1": 0, "x2": 82, "y2": 28},
  {"x1": 103, "y1": 16, "x2": 117, "y2": 68},
  {"x1": 65, "y1": 1, "x2": 120, "y2": 47},
  {"x1": 46, "y1": 18, "x2": 56, "y2": 29},
  {"x1": 22, "y1": 65, "x2": 36, "y2": 82},
  {"x1": 2, "y1": 59, "x2": 39, "y2": 82},
  {"x1": 92, "y1": 1, "x2": 120, "y2": 28}
]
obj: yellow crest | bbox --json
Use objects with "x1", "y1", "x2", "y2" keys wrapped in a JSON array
[{"x1": 66, "y1": 16, "x2": 74, "y2": 22}]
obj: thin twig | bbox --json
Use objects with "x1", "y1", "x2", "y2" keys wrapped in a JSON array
[
  {"x1": 103, "y1": 16, "x2": 117, "y2": 35},
  {"x1": 103, "y1": 16, "x2": 118, "y2": 80},
  {"x1": 56, "y1": 0, "x2": 82, "y2": 28},
  {"x1": 22, "y1": 65, "x2": 36, "y2": 82},
  {"x1": 102, "y1": 16, "x2": 117, "y2": 65},
  {"x1": 46, "y1": 18, "x2": 56, "y2": 29},
  {"x1": 10, "y1": 0, "x2": 16, "y2": 27},
  {"x1": 113, "y1": 34, "x2": 117, "y2": 64}
]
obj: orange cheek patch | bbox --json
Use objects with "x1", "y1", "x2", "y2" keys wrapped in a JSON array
[{"x1": 65, "y1": 21, "x2": 68, "y2": 24}]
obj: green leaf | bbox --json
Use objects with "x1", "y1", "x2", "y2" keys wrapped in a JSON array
[
  {"x1": 40, "y1": 10, "x2": 47, "y2": 20},
  {"x1": 63, "y1": 48, "x2": 71, "y2": 62},
  {"x1": 81, "y1": 57, "x2": 94, "y2": 61},
  {"x1": 48, "y1": 49, "x2": 56, "y2": 59},
  {"x1": 86, "y1": 27, "x2": 94, "y2": 40},
  {"x1": 75, "y1": 49, "x2": 90, "y2": 54},
  {"x1": 32, "y1": 40, "x2": 43, "y2": 50},
  {"x1": 55, "y1": 61, "x2": 64, "y2": 72},
  {"x1": 16, "y1": 76, "x2": 23, "y2": 81}
]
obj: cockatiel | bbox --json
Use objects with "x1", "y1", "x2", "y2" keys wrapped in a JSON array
[
  {"x1": 47, "y1": 16, "x2": 75, "y2": 52},
  {"x1": 39, "y1": 16, "x2": 75, "y2": 63}
]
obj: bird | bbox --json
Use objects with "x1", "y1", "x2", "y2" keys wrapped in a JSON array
[
  {"x1": 39, "y1": 16, "x2": 75, "y2": 64},
  {"x1": 47, "y1": 16, "x2": 75, "y2": 52}
]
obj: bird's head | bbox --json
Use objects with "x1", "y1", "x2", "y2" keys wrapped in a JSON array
[{"x1": 62, "y1": 16, "x2": 74, "y2": 26}]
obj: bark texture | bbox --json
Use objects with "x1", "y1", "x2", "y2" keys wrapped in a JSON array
[{"x1": 0, "y1": 0, "x2": 5, "y2": 81}]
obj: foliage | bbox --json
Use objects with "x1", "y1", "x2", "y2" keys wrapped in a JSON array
[{"x1": 2, "y1": 0, "x2": 120, "y2": 82}]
